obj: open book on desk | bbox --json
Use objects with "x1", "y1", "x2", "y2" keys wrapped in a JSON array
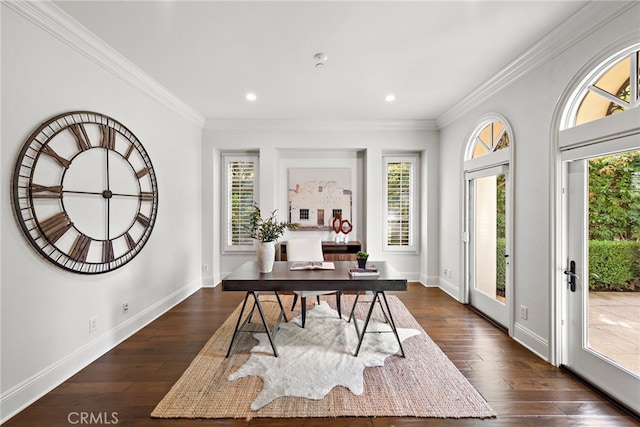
[{"x1": 289, "y1": 261, "x2": 335, "y2": 270}]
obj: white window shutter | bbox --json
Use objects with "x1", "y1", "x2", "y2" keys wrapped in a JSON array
[
  {"x1": 223, "y1": 154, "x2": 258, "y2": 252},
  {"x1": 384, "y1": 155, "x2": 418, "y2": 252}
]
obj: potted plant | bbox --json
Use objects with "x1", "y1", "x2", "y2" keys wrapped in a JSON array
[
  {"x1": 247, "y1": 203, "x2": 299, "y2": 273},
  {"x1": 356, "y1": 250, "x2": 369, "y2": 269}
]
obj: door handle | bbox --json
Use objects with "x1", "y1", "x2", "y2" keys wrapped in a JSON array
[{"x1": 563, "y1": 260, "x2": 578, "y2": 292}]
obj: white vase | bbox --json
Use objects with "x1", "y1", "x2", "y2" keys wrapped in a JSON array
[{"x1": 257, "y1": 241, "x2": 276, "y2": 273}]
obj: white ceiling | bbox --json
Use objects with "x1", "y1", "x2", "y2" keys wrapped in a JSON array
[{"x1": 53, "y1": 0, "x2": 588, "y2": 122}]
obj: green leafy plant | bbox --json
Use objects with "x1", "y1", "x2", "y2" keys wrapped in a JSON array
[
  {"x1": 356, "y1": 250, "x2": 369, "y2": 259},
  {"x1": 589, "y1": 240, "x2": 640, "y2": 291},
  {"x1": 497, "y1": 237, "x2": 506, "y2": 293},
  {"x1": 588, "y1": 152, "x2": 640, "y2": 241},
  {"x1": 247, "y1": 203, "x2": 299, "y2": 242}
]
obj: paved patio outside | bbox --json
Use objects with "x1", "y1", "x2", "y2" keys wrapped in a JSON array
[{"x1": 589, "y1": 291, "x2": 640, "y2": 375}]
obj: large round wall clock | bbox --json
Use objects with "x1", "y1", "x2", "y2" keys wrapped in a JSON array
[{"x1": 11, "y1": 111, "x2": 158, "y2": 274}]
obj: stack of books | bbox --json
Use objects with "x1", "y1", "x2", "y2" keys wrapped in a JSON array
[{"x1": 348, "y1": 265, "x2": 379, "y2": 277}]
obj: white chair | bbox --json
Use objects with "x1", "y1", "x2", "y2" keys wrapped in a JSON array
[{"x1": 287, "y1": 237, "x2": 341, "y2": 327}]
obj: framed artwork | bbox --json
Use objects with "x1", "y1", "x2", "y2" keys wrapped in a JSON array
[{"x1": 288, "y1": 168, "x2": 352, "y2": 231}]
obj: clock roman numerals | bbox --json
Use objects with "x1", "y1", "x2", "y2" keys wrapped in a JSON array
[
  {"x1": 136, "y1": 213, "x2": 151, "y2": 228},
  {"x1": 100, "y1": 125, "x2": 116, "y2": 150},
  {"x1": 140, "y1": 192, "x2": 154, "y2": 201},
  {"x1": 41, "y1": 145, "x2": 71, "y2": 169},
  {"x1": 136, "y1": 167, "x2": 150, "y2": 179},
  {"x1": 125, "y1": 232, "x2": 136, "y2": 250},
  {"x1": 68, "y1": 124, "x2": 92, "y2": 151},
  {"x1": 102, "y1": 240, "x2": 115, "y2": 263},
  {"x1": 124, "y1": 144, "x2": 135, "y2": 160},
  {"x1": 69, "y1": 234, "x2": 91, "y2": 262},
  {"x1": 31, "y1": 184, "x2": 62, "y2": 199},
  {"x1": 40, "y1": 212, "x2": 73, "y2": 243}
]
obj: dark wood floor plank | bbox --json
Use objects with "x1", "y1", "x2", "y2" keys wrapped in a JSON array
[{"x1": 4, "y1": 284, "x2": 637, "y2": 426}]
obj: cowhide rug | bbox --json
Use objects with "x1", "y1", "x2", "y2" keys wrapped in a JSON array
[{"x1": 228, "y1": 301, "x2": 420, "y2": 410}]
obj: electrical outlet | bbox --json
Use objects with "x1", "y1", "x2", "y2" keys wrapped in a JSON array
[
  {"x1": 520, "y1": 305, "x2": 528, "y2": 320},
  {"x1": 89, "y1": 317, "x2": 97, "y2": 333},
  {"x1": 202, "y1": 264, "x2": 209, "y2": 273},
  {"x1": 122, "y1": 302, "x2": 129, "y2": 315}
]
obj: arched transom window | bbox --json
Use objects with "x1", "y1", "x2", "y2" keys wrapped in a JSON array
[
  {"x1": 568, "y1": 46, "x2": 639, "y2": 128},
  {"x1": 469, "y1": 120, "x2": 510, "y2": 160}
]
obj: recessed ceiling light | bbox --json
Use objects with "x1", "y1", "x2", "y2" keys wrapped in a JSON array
[
  {"x1": 385, "y1": 94, "x2": 396, "y2": 102},
  {"x1": 246, "y1": 93, "x2": 257, "y2": 101}
]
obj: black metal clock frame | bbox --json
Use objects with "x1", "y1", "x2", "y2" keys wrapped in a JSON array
[{"x1": 11, "y1": 111, "x2": 159, "y2": 274}]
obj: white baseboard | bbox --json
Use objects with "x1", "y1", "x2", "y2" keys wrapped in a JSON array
[
  {"x1": 513, "y1": 322, "x2": 549, "y2": 362},
  {"x1": 0, "y1": 280, "x2": 201, "y2": 424},
  {"x1": 438, "y1": 277, "x2": 462, "y2": 302},
  {"x1": 202, "y1": 273, "x2": 221, "y2": 287},
  {"x1": 420, "y1": 274, "x2": 440, "y2": 287},
  {"x1": 402, "y1": 271, "x2": 421, "y2": 283}
]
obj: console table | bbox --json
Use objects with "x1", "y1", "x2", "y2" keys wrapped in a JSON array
[{"x1": 279, "y1": 240, "x2": 361, "y2": 261}]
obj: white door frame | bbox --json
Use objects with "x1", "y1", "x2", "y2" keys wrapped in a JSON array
[
  {"x1": 550, "y1": 40, "x2": 639, "y2": 368},
  {"x1": 461, "y1": 114, "x2": 515, "y2": 334},
  {"x1": 465, "y1": 165, "x2": 512, "y2": 329},
  {"x1": 559, "y1": 131, "x2": 640, "y2": 413},
  {"x1": 553, "y1": 108, "x2": 640, "y2": 367}
]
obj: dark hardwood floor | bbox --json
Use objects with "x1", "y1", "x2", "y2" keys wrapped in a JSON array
[{"x1": 4, "y1": 284, "x2": 638, "y2": 426}]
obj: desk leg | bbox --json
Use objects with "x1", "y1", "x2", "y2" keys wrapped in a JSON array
[
  {"x1": 353, "y1": 291, "x2": 405, "y2": 358},
  {"x1": 348, "y1": 291, "x2": 361, "y2": 323},
  {"x1": 252, "y1": 291, "x2": 279, "y2": 357},
  {"x1": 248, "y1": 291, "x2": 287, "y2": 324},
  {"x1": 225, "y1": 291, "x2": 280, "y2": 358},
  {"x1": 226, "y1": 292, "x2": 251, "y2": 358},
  {"x1": 380, "y1": 291, "x2": 405, "y2": 358},
  {"x1": 354, "y1": 292, "x2": 378, "y2": 357},
  {"x1": 273, "y1": 292, "x2": 288, "y2": 323}
]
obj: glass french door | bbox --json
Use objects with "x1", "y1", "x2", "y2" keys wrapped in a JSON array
[
  {"x1": 466, "y1": 165, "x2": 510, "y2": 329},
  {"x1": 563, "y1": 143, "x2": 640, "y2": 414}
]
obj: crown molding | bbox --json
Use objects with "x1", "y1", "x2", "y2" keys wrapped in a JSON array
[
  {"x1": 436, "y1": 1, "x2": 638, "y2": 129},
  {"x1": 5, "y1": 0, "x2": 206, "y2": 128},
  {"x1": 204, "y1": 119, "x2": 438, "y2": 132}
]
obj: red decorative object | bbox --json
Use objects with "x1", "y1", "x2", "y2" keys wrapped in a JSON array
[
  {"x1": 339, "y1": 218, "x2": 353, "y2": 234},
  {"x1": 332, "y1": 215, "x2": 343, "y2": 234},
  {"x1": 332, "y1": 215, "x2": 353, "y2": 235}
]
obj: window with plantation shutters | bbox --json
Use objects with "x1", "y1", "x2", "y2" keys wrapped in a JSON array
[
  {"x1": 223, "y1": 154, "x2": 258, "y2": 252},
  {"x1": 384, "y1": 155, "x2": 419, "y2": 252}
]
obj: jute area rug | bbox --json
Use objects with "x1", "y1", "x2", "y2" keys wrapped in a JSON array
[{"x1": 151, "y1": 294, "x2": 496, "y2": 419}]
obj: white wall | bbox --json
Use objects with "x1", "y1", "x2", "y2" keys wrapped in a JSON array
[
  {"x1": 201, "y1": 123, "x2": 439, "y2": 285},
  {"x1": 0, "y1": 5, "x2": 203, "y2": 421},
  {"x1": 437, "y1": 4, "x2": 640, "y2": 360}
]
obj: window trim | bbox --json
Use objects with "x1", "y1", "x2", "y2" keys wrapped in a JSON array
[
  {"x1": 222, "y1": 153, "x2": 258, "y2": 253},
  {"x1": 383, "y1": 154, "x2": 419, "y2": 253},
  {"x1": 561, "y1": 43, "x2": 640, "y2": 131}
]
